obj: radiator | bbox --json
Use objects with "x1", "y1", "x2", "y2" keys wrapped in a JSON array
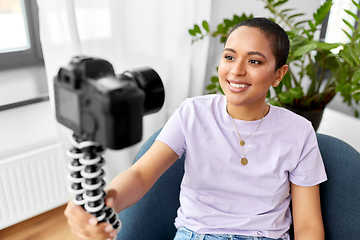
[{"x1": 0, "y1": 137, "x2": 70, "y2": 229}]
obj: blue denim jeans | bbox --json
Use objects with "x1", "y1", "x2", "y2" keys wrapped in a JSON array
[{"x1": 174, "y1": 227, "x2": 283, "y2": 240}]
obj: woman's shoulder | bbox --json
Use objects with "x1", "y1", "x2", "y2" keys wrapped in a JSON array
[
  {"x1": 183, "y1": 94, "x2": 225, "y2": 107},
  {"x1": 268, "y1": 105, "x2": 314, "y2": 133},
  {"x1": 270, "y1": 105, "x2": 310, "y2": 121},
  {"x1": 176, "y1": 94, "x2": 226, "y2": 121}
]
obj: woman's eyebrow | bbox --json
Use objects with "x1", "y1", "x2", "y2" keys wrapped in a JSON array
[
  {"x1": 223, "y1": 48, "x2": 267, "y2": 59},
  {"x1": 223, "y1": 48, "x2": 236, "y2": 53},
  {"x1": 248, "y1": 51, "x2": 267, "y2": 59}
]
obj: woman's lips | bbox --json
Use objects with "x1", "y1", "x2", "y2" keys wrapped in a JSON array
[{"x1": 228, "y1": 80, "x2": 251, "y2": 92}]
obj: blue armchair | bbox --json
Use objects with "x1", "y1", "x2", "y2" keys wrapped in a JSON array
[{"x1": 117, "y1": 130, "x2": 360, "y2": 240}]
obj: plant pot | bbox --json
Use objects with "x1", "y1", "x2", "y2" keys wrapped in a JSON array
[{"x1": 285, "y1": 107, "x2": 324, "y2": 131}]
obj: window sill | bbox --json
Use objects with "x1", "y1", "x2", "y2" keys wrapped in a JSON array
[
  {"x1": 0, "y1": 65, "x2": 48, "y2": 111},
  {"x1": 0, "y1": 94, "x2": 49, "y2": 111}
]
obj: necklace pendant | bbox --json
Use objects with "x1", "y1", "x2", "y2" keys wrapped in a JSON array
[
  {"x1": 241, "y1": 158, "x2": 248, "y2": 166},
  {"x1": 240, "y1": 140, "x2": 245, "y2": 146}
]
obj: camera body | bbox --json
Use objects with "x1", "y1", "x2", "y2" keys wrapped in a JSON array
[{"x1": 54, "y1": 56, "x2": 164, "y2": 150}]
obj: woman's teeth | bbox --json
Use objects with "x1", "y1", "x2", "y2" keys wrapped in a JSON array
[{"x1": 229, "y1": 82, "x2": 250, "y2": 88}]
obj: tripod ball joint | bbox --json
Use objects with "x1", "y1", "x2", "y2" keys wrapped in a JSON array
[{"x1": 66, "y1": 134, "x2": 121, "y2": 233}]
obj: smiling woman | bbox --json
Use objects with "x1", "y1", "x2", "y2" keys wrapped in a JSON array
[{"x1": 218, "y1": 23, "x2": 288, "y2": 121}]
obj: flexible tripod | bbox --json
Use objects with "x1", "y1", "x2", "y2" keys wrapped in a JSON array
[{"x1": 66, "y1": 134, "x2": 122, "y2": 235}]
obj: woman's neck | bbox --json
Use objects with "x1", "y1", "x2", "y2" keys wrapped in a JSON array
[{"x1": 227, "y1": 102, "x2": 269, "y2": 121}]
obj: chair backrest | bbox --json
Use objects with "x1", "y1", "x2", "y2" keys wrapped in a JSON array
[
  {"x1": 316, "y1": 133, "x2": 360, "y2": 239},
  {"x1": 116, "y1": 131, "x2": 360, "y2": 240},
  {"x1": 117, "y1": 129, "x2": 184, "y2": 240}
]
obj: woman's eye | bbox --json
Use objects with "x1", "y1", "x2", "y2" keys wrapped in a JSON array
[
  {"x1": 224, "y1": 55, "x2": 234, "y2": 61},
  {"x1": 249, "y1": 59, "x2": 261, "y2": 64}
]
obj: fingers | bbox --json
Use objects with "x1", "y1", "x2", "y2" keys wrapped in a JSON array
[
  {"x1": 68, "y1": 220, "x2": 117, "y2": 240},
  {"x1": 64, "y1": 198, "x2": 117, "y2": 239},
  {"x1": 65, "y1": 198, "x2": 95, "y2": 224},
  {"x1": 105, "y1": 189, "x2": 117, "y2": 208}
]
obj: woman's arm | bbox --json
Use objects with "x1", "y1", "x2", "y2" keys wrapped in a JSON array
[
  {"x1": 291, "y1": 183, "x2": 325, "y2": 240},
  {"x1": 64, "y1": 140, "x2": 180, "y2": 239},
  {"x1": 106, "y1": 140, "x2": 180, "y2": 213}
]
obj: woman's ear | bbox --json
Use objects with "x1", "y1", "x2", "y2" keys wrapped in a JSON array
[{"x1": 272, "y1": 64, "x2": 288, "y2": 87}]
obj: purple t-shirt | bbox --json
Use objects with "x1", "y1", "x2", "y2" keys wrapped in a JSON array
[{"x1": 156, "y1": 94, "x2": 327, "y2": 239}]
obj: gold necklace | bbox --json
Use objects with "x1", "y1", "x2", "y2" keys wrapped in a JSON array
[
  {"x1": 230, "y1": 122, "x2": 254, "y2": 146},
  {"x1": 230, "y1": 105, "x2": 268, "y2": 166}
]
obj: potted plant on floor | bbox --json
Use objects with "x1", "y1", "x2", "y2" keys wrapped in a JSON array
[{"x1": 189, "y1": 0, "x2": 360, "y2": 130}]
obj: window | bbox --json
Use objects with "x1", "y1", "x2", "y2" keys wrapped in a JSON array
[
  {"x1": 320, "y1": 0, "x2": 360, "y2": 44},
  {"x1": 0, "y1": 0, "x2": 43, "y2": 69},
  {"x1": 0, "y1": 0, "x2": 48, "y2": 110}
]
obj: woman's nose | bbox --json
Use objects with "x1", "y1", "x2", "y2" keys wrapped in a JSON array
[{"x1": 230, "y1": 61, "x2": 247, "y2": 76}]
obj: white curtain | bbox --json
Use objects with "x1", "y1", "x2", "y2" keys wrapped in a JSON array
[{"x1": 36, "y1": 0, "x2": 212, "y2": 180}]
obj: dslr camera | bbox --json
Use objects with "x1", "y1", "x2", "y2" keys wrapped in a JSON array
[{"x1": 54, "y1": 56, "x2": 165, "y2": 150}]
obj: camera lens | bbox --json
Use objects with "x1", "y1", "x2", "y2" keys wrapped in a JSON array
[{"x1": 124, "y1": 68, "x2": 165, "y2": 116}]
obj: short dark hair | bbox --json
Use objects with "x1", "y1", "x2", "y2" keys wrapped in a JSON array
[{"x1": 225, "y1": 17, "x2": 289, "y2": 71}]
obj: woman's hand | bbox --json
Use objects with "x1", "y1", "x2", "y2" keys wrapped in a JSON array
[{"x1": 64, "y1": 190, "x2": 118, "y2": 240}]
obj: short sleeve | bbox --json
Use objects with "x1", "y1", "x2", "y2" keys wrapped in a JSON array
[
  {"x1": 155, "y1": 101, "x2": 188, "y2": 158},
  {"x1": 289, "y1": 123, "x2": 327, "y2": 187}
]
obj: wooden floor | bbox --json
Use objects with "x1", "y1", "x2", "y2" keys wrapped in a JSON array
[{"x1": 0, "y1": 204, "x2": 80, "y2": 240}]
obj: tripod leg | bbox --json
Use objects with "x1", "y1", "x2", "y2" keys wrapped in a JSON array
[{"x1": 66, "y1": 134, "x2": 122, "y2": 235}]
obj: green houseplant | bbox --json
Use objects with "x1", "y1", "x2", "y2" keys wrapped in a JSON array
[{"x1": 189, "y1": 0, "x2": 360, "y2": 124}]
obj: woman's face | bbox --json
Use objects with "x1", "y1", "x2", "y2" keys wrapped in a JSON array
[{"x1": 218, "y1": 26, "x2": 284, "y2": 110}]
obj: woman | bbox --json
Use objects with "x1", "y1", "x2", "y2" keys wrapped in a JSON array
[{"x1": 65, "y1": 18, "x2": 327, "y2": 240}]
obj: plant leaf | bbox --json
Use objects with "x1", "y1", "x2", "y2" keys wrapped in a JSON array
[
  {"x1": 220, "y1": 36, "x2": 227, "y2": 43},
  {"x1": 202, "y1": 21, "x2": 210, "y2": 33},
  {"x1": 224, "y1": 19, "x2": 233, "y2": 28},
  {"x1": 294, "y1": 19, "x2": 310, "y2": 27},
  {"x1": 342, "y1": 19, "x2": 355, "y2": 33},
  {"x1": 344, "y1": 9, "x2": 359, "y2": 22},
  {"x1": 274, "y1": 81, "x2": 284, "y2": 94},
  {"x1": 233, "y1": 14, "x2": 241, "y2": 24},
  {"x1": 269, "y1": 99, "x2": 282, "y2": 107},
  {"x1": 289, "y1": 35, "x2": 307, "y2": 46},
  {"x1": 194, "y1": 24, "x2": 201, "y2": 34},
  {"x1": 349, "y1": 45, "x2": 360, "y2": 65},
  {"x1": 289, "y1": 86, "x2": 304, "y2": 99},
  {"x1": 293, "y1": 42, "x2": 317, "y2": 56},
  {"x1": 316, "y1": 42, "x2": 340, "y2": 51},
  {"x1": 267, "y1": 89, "x2": 271, "y2": 98},
  {"x1": 281, "y1": 8, "x2": 295, "y2": 14},
  {"x1": 206, "y1": 84, "x2": 217, "y2": 90},
  {"x1": 352, "y1": 0, "x2": 360, "y2": 10},
  {"x1": 189, "y1": 29, "x2": 195, "y2": 36},
  {"x1": 308, "y1": 20, "x2": 316, "y2": 31},
  {"x1": 288, "y1": 13, "x2": 305, "y2": 20},
  {"x1": 217, "y1": 23, "x2": 225, "y2": 34},
  {"x1": 278, "y1": 92, "x2": 294, "y2": 104},
  {"x1": 274, "y1": 0, "x2": 288, "y2": 7},
  {"x1": 313, "y1": 0, "x2": 333, "y2": 26},
  {"x1": 355, "y1": 109, "x2": 359, "y2": 118},
  {"x1": 282, "y1": 72, "x2": 292, "y2": 89},
  {"x1": 352, "y1": 70, "x2": 360, "y2": 84},
  {"x1": 352, "y1": 85, "x2": 360, "y2": 101},
  {"x1": 340, "y1": 46, "x2": 355, "y2": 67},
  {"x1": 342, "y1": 29, "x2": 353, "y2": 41},
  {"x1": 211, "y1": 76, "x2": 219, "y2": 83}
]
